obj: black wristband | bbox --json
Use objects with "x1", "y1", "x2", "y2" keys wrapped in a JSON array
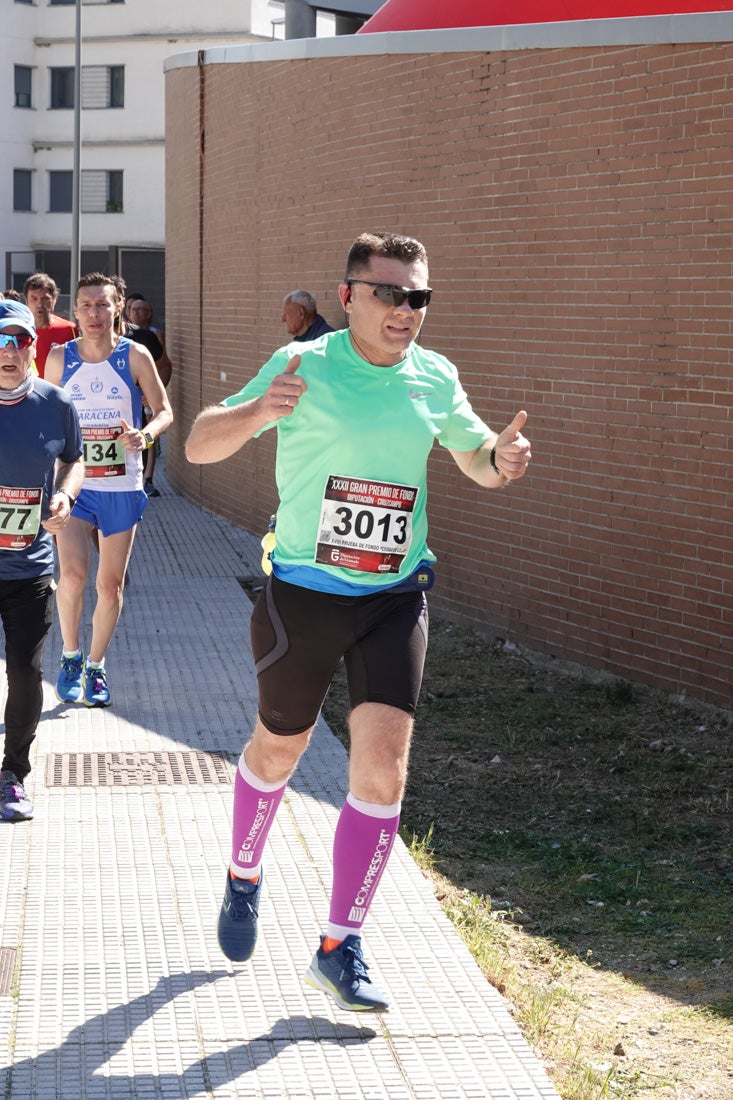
[
  {"x1": 489, "y1": 446, "x2": 500, "y2": 475},
  {"x1": 58, "y1": 489, "x2": 76, "y2": 508}
]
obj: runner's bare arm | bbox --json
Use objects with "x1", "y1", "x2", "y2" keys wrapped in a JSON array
[
  {"x1": 126, "y1": 343, "x2": 173, "y2": 449},
  {"x1": 55, "y1": 455, "x2": 85, "y2": 501},
  {"x1": 43, "y1": 456, "x2": 86, "y2": 532},
  {"x1": 185, "y1": 401, "x2": 270, "y2": 464},
  {"x1": 153, "y1": 347, "x2": 172, "y2": 388},
  {"x1": 449, "y1": 411, "x2": 531, "y2": 488},
  {"x1": 186, "y1": 355, "x2": 305, "y2": 465},
  {"x1": 44, "y1": 346, "x2": 63, "y2": 387}
]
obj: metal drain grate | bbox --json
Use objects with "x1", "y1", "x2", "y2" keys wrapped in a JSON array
[
  {"x1": 46, "y1": 751, "x2": 234, "y2": 788},
  {"x1": 0, "y1": 948, "x2": 17, "y2": 996}
]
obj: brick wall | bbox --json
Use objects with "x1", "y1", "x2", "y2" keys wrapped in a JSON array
[{"x1": 165, "y1": 41, "x2": 733, "y2": 708}]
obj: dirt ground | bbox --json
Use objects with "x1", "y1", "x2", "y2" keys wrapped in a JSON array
[{"x1": 321, "y1": 613, "x2": 733, "y2": 1100}]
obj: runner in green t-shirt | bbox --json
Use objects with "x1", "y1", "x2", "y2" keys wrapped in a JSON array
[{"x1": 186, "y1": 231, "x2": 532, "y2": 1012}]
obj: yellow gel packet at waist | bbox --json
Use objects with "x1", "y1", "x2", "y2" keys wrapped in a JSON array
[{"x1": 260, "y1": 516, "x2": 276, "y2": 576}]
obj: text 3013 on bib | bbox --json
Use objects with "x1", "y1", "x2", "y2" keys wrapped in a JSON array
[{"x1": 315, "y1": 475, "x2": 418, "y2": 574}]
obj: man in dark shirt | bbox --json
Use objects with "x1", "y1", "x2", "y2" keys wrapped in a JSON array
[
  {"x1": 123, "y1": 297, "x2": 172, "y2": 497},
  {"x1": 281, "y1": 290, "x2": 334, "y2": 342}
]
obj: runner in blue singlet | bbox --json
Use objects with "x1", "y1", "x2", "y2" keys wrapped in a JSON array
[{"x1": 45, "y1": 273, "x2": 173, "y2": 709}]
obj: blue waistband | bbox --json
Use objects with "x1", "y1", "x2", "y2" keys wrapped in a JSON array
[{"x1": 271, "y1": 561, "x2": 435, "y2": 596}]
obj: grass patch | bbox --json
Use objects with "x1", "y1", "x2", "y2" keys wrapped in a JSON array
[{"x1": 322, "y1": 615, "x2": 733, "y2": 1099}]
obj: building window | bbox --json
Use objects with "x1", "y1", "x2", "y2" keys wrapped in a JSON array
[
  {"x1": 14, "y1": 66, "x2": 32, "y2": 109},
  {"x1": 82, "y1": 170, "x2": 123, "y2": 213},
  {"x1": 49, "y1": 171, "x2": 72, "y2": 213},
  {"x1": 82, "y1": 65, "x2": 124, "y2": 109},
  {"x1": 48, "y1": 170, "x2": 123, "y2": 213},
  {"x1": 14, "y1": 170, "x2": 33, "y2": 212},
  {"x1": 50, "y1": 67, "x2": 75, "y2": 109},
  {"x1": 49, "y1": 66, "x2": 125, "y2": 110},
  {"x1": 50, "y1": 0, "x2": 125, "y2": 5}
]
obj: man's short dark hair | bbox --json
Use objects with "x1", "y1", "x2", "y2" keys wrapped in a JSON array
[
  {"x1": 108, "y1": 275, "x2": 127, "y2": 298},
  {"x1": 76, "y1": 272, "x2": 120, "y2": 303},
  {"x1": 24, "y1": 273, "x2": 60, "y2": 299},
  {"x1": 344, "y1": 232, "x2": 428, "y2": 280}
]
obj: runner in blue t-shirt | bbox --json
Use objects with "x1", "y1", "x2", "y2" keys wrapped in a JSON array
[
  {"x1": 186, "y1": 232, "x2": 532, "y2": 1012},
  {"x1": 0, "y1": 300, "x2": 84, "y2": 821}
]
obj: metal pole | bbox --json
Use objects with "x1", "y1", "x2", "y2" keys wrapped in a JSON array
[
  {"x1": 284, "y1": 0, "x2": 317, "y2": 39},
  {"x1": 70, "y1": 0, "x2": 82, "y2": 301}
]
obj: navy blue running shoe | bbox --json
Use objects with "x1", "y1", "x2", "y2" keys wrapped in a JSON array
[
  {"x1": 217, "y1": 871, "x2": 262, "y2": 961},
  {"x1": 305, "y1": 935, "x2": 390, "y2": 1012}
]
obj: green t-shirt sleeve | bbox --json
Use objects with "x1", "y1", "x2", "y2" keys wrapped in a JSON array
[
  {"x1": 219, "y1": 347, "x2": 293, "y2": 437},
  {"x1": 436, "y1": 372, "x2": 493, "y2": 453}
]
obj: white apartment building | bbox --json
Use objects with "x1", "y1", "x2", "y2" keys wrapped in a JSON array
[{"x1": 2, "y1": 0, "x2": 364, "y2": 317}]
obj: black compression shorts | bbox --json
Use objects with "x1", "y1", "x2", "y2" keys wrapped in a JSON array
[{"x1": 250, "y1": 574, "x2": 429, "y2": 735}]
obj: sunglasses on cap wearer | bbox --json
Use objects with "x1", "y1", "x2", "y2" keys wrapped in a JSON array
[
  {"x1": 0, "y1": 333, "x2": 35, "y2": 350},
  {"x1": 346, "y1": 280, "x2": 432, "y2": 310}
]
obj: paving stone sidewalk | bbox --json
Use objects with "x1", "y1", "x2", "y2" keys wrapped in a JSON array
[{"x1": 0, "y1": 467, "x2": 560, "y2": 1100}]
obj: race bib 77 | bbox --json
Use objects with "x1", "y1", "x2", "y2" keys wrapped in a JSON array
[{"x1": 0, "y1": 486, "x2": 43, "y2": 550}]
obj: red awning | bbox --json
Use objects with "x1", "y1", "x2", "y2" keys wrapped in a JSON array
[{"x1": 359, "y1": 0, "x2": 733, "y2": 32}]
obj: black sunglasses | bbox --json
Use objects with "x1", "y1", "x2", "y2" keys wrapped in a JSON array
[
  {"x1": 347, "y1": 280, "x2": 432, "y2": 310},
  {"x1": 0, "y1": 332, "x2": 35, "y2": 350}
]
